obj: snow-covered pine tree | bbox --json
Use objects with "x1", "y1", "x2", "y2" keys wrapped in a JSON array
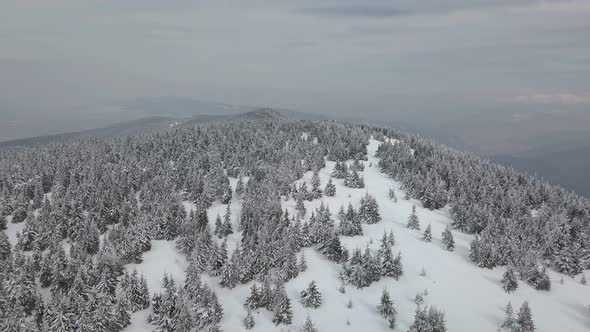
[
  {"x1": 301, "y1": 280, "x2": 322, "y2": 309},
  {"x1": 221, "y1": 204, "x2": 233, "y2": 237},
  {"x1": 407, "y1": 205, "x2": 420, "y2": 230},
  {"x1": 244, "y1": 284, "x2": 261, "y2": 310},
  {"x1": 501, "y1": 267, "x2": 518, "y2": 293},
  {"x1": 271, "y1": 285, "x2": 293, "y2": 326},
  {"x1": 324, "y1": 177, "x2": 336, "y2": 197},
  {"x1": 516, "y1": 301, "x2": 535, "y2": 332},
  {"x1": 296, "y1": 194, "x2": 306, "y2": 218},
  {"x1": 243, "y1": 310, "x2": 255, "y2": 330},
  {"x1": 388, "y1": 187, "x2": 397, "y2": 201},
  {"x1": 423, "y1": 224, "x2": 432, "y2": 242},
  {"x1": 377, "y1": 289, "x2": 396, "y2": 319},
  {"x1": 235, "y1": 176, "x2": 245, "y2": 197},
  {"x1": 311, "y1": 170, "x2": 323, "y2": 199},
  {"x1": 214, "y1": 214, "x2": 223, "y2": 238},
  {"x1": 299, "y1": 253, "x2": 308, "y2": 272},
  {"x1": 501, "y1": 302, "x2": 515, "y2": 331},
  {"x1": 441, "y1": 225, "x2": 455, "y2": 251},
  {"x1": 302, "y1": 316, "x2": 319, "y2": 332}
]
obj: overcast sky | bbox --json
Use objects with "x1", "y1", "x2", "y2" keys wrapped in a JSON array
[{"x1": 1, "y1": 0, "x2": 589, "y2": 137}]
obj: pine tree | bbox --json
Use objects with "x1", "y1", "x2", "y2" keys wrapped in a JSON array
[
  {"x1": 377, "y1": 289, "x2": 396, "y2": 319},
  {"x1": 296, "y1": 194, "x2": 306, "y2": 218},
  {"x1": 581, "y1": 274, "x2": 587, "y2": 285},
  {"x1": 301, "y1": 281, "x2": 322, "y2": 309},
  {"x1": 299, "y1": 253, "x2": 308, "y2": 272},
  {"x1": 387, "y1": 230, "x2": 395, "y2": 246},
  {"x1": 114, "y1": 299, "x2": 131, "y2": 330},
  {"x1": 214, "y1": 214, "x2": 223, "y2": 237},
  {"x1": 388, "y1": 187, "x2": 397, "y2": 201},
  {"x1": 407, "y1": 205, "x2": 420, "y2": 230},
  {"x1": 311, "y1": 171, "x2": 323, "y2": 199},
  {"x1": 235, "y1": 176, "x2": 245, "y2": 197},
  {"x1": 501, "y1": 302, "x2": 515, "y2": 331},
  {"x1": 501, "y1": 268, "x2": 518, "y2": 293},
  {"x1": 324, "y1": 178, "x2": 336, "y2": 197},
  {"x1": 221, "y1": 204, "x2": 233, "y2": 237},
  {"x1": 0, "y1": 231, "x2": 11, "y2": 260},
  {"x1": 243, "y1": 310, "x2": 255, "y2": 330},
  {"x1": 441, "y1": 225, "x2": 455, "y2": 251},
  {"x1": 516, "y1": 301, "x2": 535, "y2": 332},
  {"x1": 271, "y1": 286, "x2": 293, "y2": 326},
  {"x1": 302, "y1": 316, "x2": 319, "y2": 332},
  {"x1": 244, "y1": 284, "x2": 261, "y2": 310},
  {"x1": 423, "y1": 224, "x2": 432, "y2": 242}
]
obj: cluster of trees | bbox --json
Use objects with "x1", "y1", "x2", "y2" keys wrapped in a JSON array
[
  {"x1": 0, "y1": 119, "x2": 371, "y2": 330},
  {"x1": 340, "y1": 235, "x2": 402, "y2": 288},
  {"x1": 243, "y1": 281, "x2": 293, "y2": 326},
  {"x1": 374, "y1": 129, "x2": 590, "y2": 285},
  {"x1": 501, "y1": 302, "x2": 535, "y2": 332}
]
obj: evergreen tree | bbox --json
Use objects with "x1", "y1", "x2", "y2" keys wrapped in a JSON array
[
  {"x1": 214, "y1": 214, "x2": 223, "y2": 237},
  {"x1": 221, "y1": 204, "x2": 233, "y2": 237},
  {"x1": 407, "y1": 205, "x2": 420, "y2": 230},
  {"x1": 377, "y1": 289, "x2": 396, "y2": 319},
  {"x1": 324, "y1": 178, "x2": 336, "y2": 197},
  {"x1": 311, "y1": 171, "x2": 323, "y2": 199},
  {"x1": 296, "y1": 194, "x2": 306, "y2": 218},
  {"x1": 581, "y1": 274, "x2": 587, "y2": 285},
  {"x1": 516, "y1": 301, "x2": 535, "y2": 332},
  {"x1": 299, "y1": 253, "x2": 308, "y2": 272},
  {"x1": 501, "y1": 302, "x2": 515, "y2": 331},
  {"x1": 243, "y1": 310, "x2": 255, "y2": 330},
  {"x1": 302, "y1": 316, "x2": 319, "y2": 332},
  {"x1": 359, "y1": 193, "x2": 381, "y2": 224},
  {"x1": 441, "y1": 226, "x2": 455, "y2": 251},
  {"x1": 301, "y1": 281, "x2": 322, "y2": 309},
  {"x1": 423, "y1": 224, "x2": 432, "y2": 242},
  {"x1": 244, "y1": 284, "x2": 262, "y2": 310},
  {"x1": 235, "y1": 176, "x2": 245, "y2": 197},
  {"x1": 501, "y1": 268, "x2": 518, "y2": 293},
  {"x1": 0, "y1": 231, "x2": 11, "y2": 260},
  {"x1": 271, "y1": 286, "x2": 293, "y2": 326},
  {"x1": 388, "y1": 187, "x2": 397, "y2": 201}
]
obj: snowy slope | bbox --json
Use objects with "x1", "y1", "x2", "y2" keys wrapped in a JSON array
[{"x1": 124, "y1": 138, "x2": 590, "y2": 332}]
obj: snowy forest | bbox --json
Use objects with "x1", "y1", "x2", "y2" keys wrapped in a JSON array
[{"x1": 1, "y1": 114, "x2": 589, "y2": 331}]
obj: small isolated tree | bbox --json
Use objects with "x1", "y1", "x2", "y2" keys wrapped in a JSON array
[
  {"x1": 441, "y1": 226, "x2": 455, "y2": 251},
  {"x1": 419, "y1": 266, "x2": 427, "y2": 277},
  {"x1": 243, "y1": 310, "x2": 255, "y2": 330},
  {"x1": 423, "y1": 224, "x2": 432, "y2": 242},
  {"x1": 501, "y1": 302, "x2": 515, "y2": 331},
  {"x1": 516, "y1": 301, "x2": 535, "y2": 332},
  {"x1": 302, "y1": 316, "x2": 318, "y2": 332},
  {"x1": 324, "y1": 178, "x2": 336, "y2": 197},
  {"x1": 388, "y1": 188, "x2": 397, "y2": 202},
  {"x1": 377, "y1": 289, "x2": 396, "y2": 319},
  {"x1": 301, "y1": 281, "x2": 322, "y2": 309},
  {"x1": 581, "y1": 274, "x2": 587, "y2": 285},
  {"x1": 501, "y1": 267, "x2": 518, "y2": 293},
  {"x1": 414, "y1": 293, "x2": 424, "y2": 306},
  {"x1": 407, "y1": 205, "x2": 420, "y2": 230},
  {"x1": 346, "y1": 299, "x2": 353, "y2": 309}
]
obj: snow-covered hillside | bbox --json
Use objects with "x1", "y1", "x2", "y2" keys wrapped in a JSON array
[{"x1": 120, "y1": 138, "x2": 590, "y2": 332}]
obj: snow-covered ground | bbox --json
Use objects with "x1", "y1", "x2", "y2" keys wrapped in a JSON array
[{"x1": 123, "y1": 138, "x2": 590, "y2": 331}]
